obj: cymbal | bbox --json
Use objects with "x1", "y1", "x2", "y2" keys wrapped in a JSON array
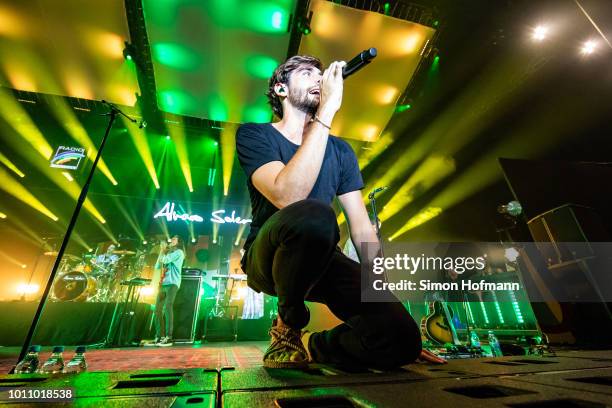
[
  {"x1": 44, "y1": 252, "x2": 80, "y2": 261},
  {"x1": 112, "y1": 250, "x2": 136, "y2": 255}
]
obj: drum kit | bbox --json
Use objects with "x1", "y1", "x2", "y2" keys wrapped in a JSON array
[{"x1": 49, "y1": 239, "x2": 147, "y2": 303}]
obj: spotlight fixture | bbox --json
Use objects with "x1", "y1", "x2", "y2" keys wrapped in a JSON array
[
  {"x1": 531, "y1": 25, "x2": 549, "y2": 41},
  {"x1": 123, "y1": 41, "x2": 136, "y2": 61},
  {"x1": 191, "y1": 238, "x2": 196, "y2": 243},
  {"x1": 297, "y1": 11, "x2": 313, "y2": 35},
  {"x1": 580, "y1": 40, "x2": 597, "y2": 55}
]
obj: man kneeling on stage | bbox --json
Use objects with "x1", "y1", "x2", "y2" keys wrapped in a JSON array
[{"x1": 236, "y1": 55, "x2": 444, "y2": 369}]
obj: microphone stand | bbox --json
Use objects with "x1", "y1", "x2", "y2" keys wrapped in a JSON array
[
  {"x1": 367, "y1": 188, "x2": 383, "y2": 244},
  {"x1": 12, "y1": 102, "x2": 142, "y2": 372}
]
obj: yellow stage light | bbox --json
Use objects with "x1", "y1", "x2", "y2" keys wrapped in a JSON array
[
  {"x1": 167, "y1": 122, "x2": 194, "y2": 193},
  {"x1": 48, "y1": 98, "x2": 118, "y2": 185},
  {"x1": 380, "y1": 156, "x2": 455, "y2": 222},
  {"x1": 581, "y1": 40, "x2": 597, "y2": 55},
  {"x1": 389, "y1": 207, "x2": 442, "y2": 240},
  {"x1": 377, "y1": 86, "x2": 399, "y2": 105},
  {"x1": 141, "y1": 286, "x2": 155, "y2": 296},
  {"x1": 0, "y1": 152, "x2": 24, "y2": 177},
  {"x1": 0, "y1": 167, "x2": 58, "y2": 221},
  {"x1": 123, "y1": 118, "x2": 160, "y2": 189},
  {"x1": 531, "y1": 25, "x2": 549, "y2": 41},
  {"x1": 0, "y1": 211, "x2": 6, "y2": 219},
  {"x1": 16, "y1": 283, "x2": 39, "y2": 295},
  {"x1": 0, "y1": 87, "x2": 53, "y2": 159},
  {"x1": 221, "y1": 124, "x2": 238, "y2": 197}
]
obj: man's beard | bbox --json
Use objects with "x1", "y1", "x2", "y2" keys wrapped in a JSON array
[{"x1": 287, "y1": 88, "x2": 319, "y2": 115}]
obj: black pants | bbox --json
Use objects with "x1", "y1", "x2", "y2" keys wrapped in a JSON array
[
  {"x1": 242, "y1": 199, "x2": 422, "y2": 369},
  {"x1": 154, "y1": 284, "x2": 178, "y2": 338}
]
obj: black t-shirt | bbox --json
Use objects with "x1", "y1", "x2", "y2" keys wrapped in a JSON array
[{"x1": 236, "y1": 122, "x2": 364, "y2": 252}]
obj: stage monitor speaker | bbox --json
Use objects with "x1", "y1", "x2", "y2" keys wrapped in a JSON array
[
  {"x1": 527, "y1": 204, "x2": 610, "y2": 266},
  {"x1": 172, "y1": 274, "x2": 202, "y2": 343},
  {"x1": 522, "y1": 206, "x2": 612, "y2": 345}
]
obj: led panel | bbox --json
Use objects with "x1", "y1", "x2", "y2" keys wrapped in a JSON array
[
  {"x1": 299, "y1": 0, "x2": 436, "y2": 141},
  {"x1": 144, "y1": 0, "x2": 296, "y2": 123},
  {"x1": 0, "y1": 0, "x2": 139, "y2": 105}
]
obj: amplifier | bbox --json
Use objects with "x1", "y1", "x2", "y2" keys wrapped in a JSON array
[
  {"x1": 172, "y1": 275, "x2": 202, "y2": 343},
  {"x1": 182, "y1": 268, "x2": 204, "y2": 277}
]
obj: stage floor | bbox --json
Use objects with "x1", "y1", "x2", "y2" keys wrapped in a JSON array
[
  {"x1": 1, "y1": 346, "x2": 611, "y2": 407},
  {"x1": 0, "y1": 341, "x2": 269, "y2": 374}
]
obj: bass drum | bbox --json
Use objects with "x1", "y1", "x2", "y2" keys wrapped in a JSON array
[{"x1": 53, "y1": 271, "x2": 97, "y2": 301}]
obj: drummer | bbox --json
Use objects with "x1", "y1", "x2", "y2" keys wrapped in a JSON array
[{"x1": 94, "y1": 244, "x2": 120, "y2": 269}]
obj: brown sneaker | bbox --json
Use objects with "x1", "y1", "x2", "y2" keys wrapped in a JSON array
[{"x1": 263, "y1": 324, "x2": 309, "y2": 368}]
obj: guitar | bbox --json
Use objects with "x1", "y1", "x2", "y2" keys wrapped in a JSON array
[{"x1": 421, "y1": 300, "x2": 460, "y2": 345}]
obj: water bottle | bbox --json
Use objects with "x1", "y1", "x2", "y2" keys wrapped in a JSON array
[
  {"x1": 38, "y1": 346, "x2": 65, "y2": 374},
  {"x1": 488, "y1": 331, "x2": 503, "y2": 357},
  {"x1": 469, "y1": 330, "x2": 481, "y2": 348},
  {"x1": 14, "y1": 345, "x2": 41, "y2": 374},
  {"x1": 63, "y1": 346, "x2": 87, "y2": 374}
]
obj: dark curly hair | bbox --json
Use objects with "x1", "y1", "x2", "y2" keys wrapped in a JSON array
[{"x1": 266, "y1": 55, "x2": 323, "y2": 119}]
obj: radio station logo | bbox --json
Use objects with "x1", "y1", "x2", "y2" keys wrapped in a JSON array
[{"x1": 50, "y1": 146, "x2": 86, "y2": 170}]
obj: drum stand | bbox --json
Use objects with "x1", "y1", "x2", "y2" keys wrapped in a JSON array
[{"x1": 13, "y1": 103, "x2": 144, "y2": 370}]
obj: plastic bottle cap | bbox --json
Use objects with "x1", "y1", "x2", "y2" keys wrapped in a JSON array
[{"x1": 52, "y1": 346, "x2": 65, "y2": 353}]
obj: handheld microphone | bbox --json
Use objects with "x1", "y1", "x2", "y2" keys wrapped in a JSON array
[{"x1": 342, "y1": 48, "x2": 377, "y2": 79}]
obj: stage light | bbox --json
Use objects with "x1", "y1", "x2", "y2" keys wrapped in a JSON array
[
  {"x1": 62, "y1": 172, "x2": 74, "y2": 182},
  {"x1": 389, "y1": 207, "x2": 442, "y2": 240},
  {"x1": 122, "y1": 117, "x2": 160, "y2": 189},
  {"x1": 168, "y1": 123, "x2": 194, "y2": 193},
  {"x1": 0, "y1": 212, "x2": 6, "y2": 219},
  {"x1": 166, "y1": 135, "x2": 171, "y2": 140},
  {"x1": 0, "y1": 167, "x2": 59, "y2": 221},
  {"x1": 395, "y1": 104, "x2": 412, "y2": 113},
  {"x1": 47, "y1": 97, "x2": 118, "y2": 185},
  {"x1": 152, "y1": 42, "x2": 200, "y2": 70},
  {"x1": 380, "y1": 156, "x2": 455, "y2": 223},
  {"x1": 581, "y1": 40, "x2": 597, "y2": 55},
  {"x1": 531, "y1": 25, "x2": 549, "y2": 41},
  {"x1": 0, "y1": 152, "x2": 25, "y2": 178},
  {"x1": 298, "y1": 11, "x2": 313, "y2": 35},
  {"x1": 0, "y1": 88, "x2": 54, "y2": 159},
  {"x1": 505, "y1": 247, "x2": 520, "y2": 262},
  {"x1": 191, "y1": 238, "x2": 196, "y2": 243},
  {"x1": 378, "y1": 86, "x2": 399, "y2": 105},
  {"x1": 123, "y1": 41, "x2": 135, "y2": 61},
  {"x1": 143, "y1": 240, "x2": 148, "y2": 245},
  {"x1": 246, "y1": 55, "x2": 279, "y2": 80},
  {"x1": 383, "y1": 2, "x2": 390, "y2": 15},
  {"x1": 17, "y1": 283, "x2": 39, "y2": 295},
  {"x1": 141, "y1": 286, "x2": 154, "y2": 296}
]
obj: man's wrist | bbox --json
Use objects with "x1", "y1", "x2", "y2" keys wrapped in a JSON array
[{"x1": 316, "y1": 106, "x2": 335, "y2": 125}]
